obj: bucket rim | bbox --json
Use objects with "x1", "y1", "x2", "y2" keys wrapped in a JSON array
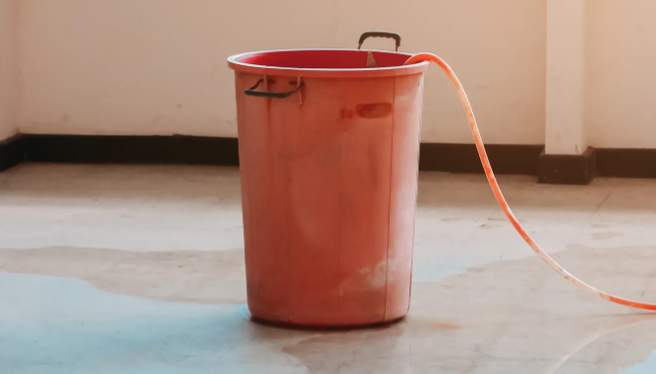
[{"x1": 227, "y1": 48, "x2": 429, "y2": 78}]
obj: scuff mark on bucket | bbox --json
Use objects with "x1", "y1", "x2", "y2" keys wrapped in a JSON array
[
  {"x1": 360, "y1": 259, "x2": 395, "y2": 289},
  {"x1": 356, "y1": 103, "x2": 392, "y2": 119}
]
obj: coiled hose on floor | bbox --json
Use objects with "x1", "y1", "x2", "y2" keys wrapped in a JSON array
[{"x1": 404, "y1": 52, "x2": 656, "y2": 311}]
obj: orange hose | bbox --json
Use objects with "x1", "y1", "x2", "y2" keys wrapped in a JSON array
[{"x1": 405, "y1": 52, "x2": 656, "y2": 311}]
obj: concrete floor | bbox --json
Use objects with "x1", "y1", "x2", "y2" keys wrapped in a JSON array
[{"x1": 2, "y1": 163, "x2": 656, "y2": 373}]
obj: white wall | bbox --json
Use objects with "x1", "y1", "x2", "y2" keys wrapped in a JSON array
[
  {"x1": 18, "y1": 0, "x2": 547, "y2": 145},
  {"x1": 0, "y1": 0, "x2": 18, "y2": 141},
  {"x1": 585, "y1": 0, "x2": 656, "y2": 149}
]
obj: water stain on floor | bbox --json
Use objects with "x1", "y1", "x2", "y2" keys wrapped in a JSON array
[
  {"x1": 0, "y1": 273, "x2": 312, "y2": 374},
  {"x1": 622, "y1": 350, "x2": 656, "y2": 374},
  {"x1": 0, "y1": 247, "x2": 247, "y2": 304},
  {"x1": 592, "y1": 231, "x2": 625, "y2": 240},
  {"x1": 282, "y1": 324, "x2": 413, "y2": 373},
  {"x1": 430, "y1": 322, "x2": 461, "y2": 330},
  {"x1": 3, "y1": 245, "x2": 656, "y2": 372}
]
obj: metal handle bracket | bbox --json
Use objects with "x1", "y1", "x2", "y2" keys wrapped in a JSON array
[
  {"x1": 245, "y1": 79, "x2": 304, "y2": 99},
  {"x1": 358, "y1": 31, "x2": 402, "y2": 51}
]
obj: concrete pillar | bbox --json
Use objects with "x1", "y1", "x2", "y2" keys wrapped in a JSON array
[
  {"x1": 545, "y1": 0, "x2": 586, "y2": 155},
  {"x1": 538, "y1": 0, "x2": 594, "y2": 185}
]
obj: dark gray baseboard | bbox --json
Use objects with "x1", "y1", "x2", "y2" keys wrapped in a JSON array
[
  {"x1": 19, "y1": 134, "x2": 240, "y2": 166},
  {"x1": 596, "y1": 148, "x2": 656, "y2": 178},
  {"x1": 1, "y1": 135, "x2": 655, "y2": 185},
  {"x1": 1, "y1": 134, "x2": 543, "y2": 175},
  {"x1": 0, "y1": 134, "x2": 24, "y2": 172},
  {"x1": 419, "y1": 143, "x2": 544, "y2": 175}
]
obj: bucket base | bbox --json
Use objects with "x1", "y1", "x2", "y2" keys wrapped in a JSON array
[{"x1": 249, "y1": 315, "x2": 407, "y2": 331}]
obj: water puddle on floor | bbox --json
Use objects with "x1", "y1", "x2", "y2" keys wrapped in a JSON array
[
  {"x1": 622, "y1": 351, "x2": 656, "y2": 374},
  {"x1": 4, "y1": 245, "x2": 656, "y2": 373},
  {"x1": 0, "y1": 273, "x2": 314, "y2": 374}
]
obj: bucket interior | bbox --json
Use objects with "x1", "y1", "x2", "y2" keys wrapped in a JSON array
[{"x1": 234, "y1": 50, "x2": 412, "y2": 70}]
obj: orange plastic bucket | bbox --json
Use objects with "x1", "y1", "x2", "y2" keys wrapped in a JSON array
[{"x1": 228, "y1": 32, "x2": 430, "y2": 327}]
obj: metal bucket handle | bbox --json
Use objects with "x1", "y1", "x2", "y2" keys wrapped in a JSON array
[
  {"x1": 244, "y1": 78, "x2": 304, "y2": 99},
  {"x1": 358, "y1": 31, "x2": 402, "y2": 52},
  {"x1": 243, "y1": 32, "x2": 402, "y2": 102}
]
